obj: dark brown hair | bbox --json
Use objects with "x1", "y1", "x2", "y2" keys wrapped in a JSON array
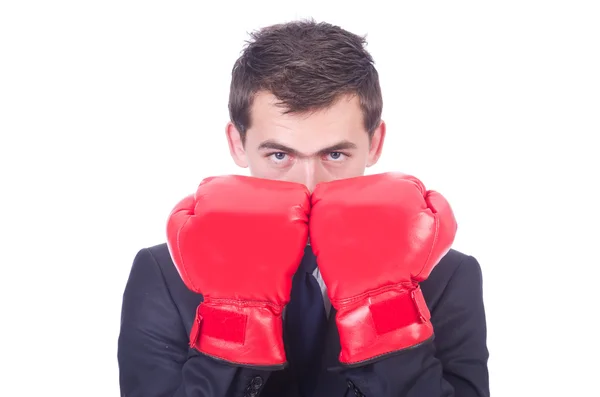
[{"x1": 228, "y1": 19, "x2": 383, "y2": 143}]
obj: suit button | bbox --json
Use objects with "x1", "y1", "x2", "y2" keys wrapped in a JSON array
[
  {"x1": 245, "y1": 375, "x2": 263, "y2": 396},
  {"x1": 251, "y1": 376, "x2": 263, "y2": 389}
]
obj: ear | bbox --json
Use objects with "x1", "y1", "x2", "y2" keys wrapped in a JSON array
[
  {"x1": 225, "y1": 122, "x2": 249, "y2": 168},
  {"x1": 366, "y1": 120, "x2": 386, "y2": 167}
]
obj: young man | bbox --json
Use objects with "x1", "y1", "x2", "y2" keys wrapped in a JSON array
[{"x1": 118, "y1": 20, "x2": 489, "y2": 397}]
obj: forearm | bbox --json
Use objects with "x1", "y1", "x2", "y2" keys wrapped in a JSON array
[
  {"x1": 177, "y1": 353, "x2": 271, "y2": 397},
  {"x1": 118, "y1": 248, "x2": 274, "y2": 397},
  {"x1": 339, "y1": 341, "x2": 454, "y2": 397},
  {"x1": 339, "y1": 339, "x2": 488, "y2": 397},
  {"x1": 119, "y1": 345, "x2": 271, "y2": 397}
]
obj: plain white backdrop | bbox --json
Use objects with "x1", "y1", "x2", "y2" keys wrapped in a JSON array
[{"x1": 1, "y1": 1, "x2": 598, "y2": 395}]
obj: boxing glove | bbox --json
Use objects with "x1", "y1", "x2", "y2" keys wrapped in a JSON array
[
  {"x1": 166, "y1": 175, "x2": 310, "y2": 368},
  {"x1": 309, "y1": 172, "x2": 457, "y2": 365}
]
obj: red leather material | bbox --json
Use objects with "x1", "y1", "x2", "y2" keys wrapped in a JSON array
[
  {"x1": 166, "y1": 175, "x2": 310, "y2": 367},
  {"x1": 309, "y1": 172, "x2": 457, "y2": 365}
]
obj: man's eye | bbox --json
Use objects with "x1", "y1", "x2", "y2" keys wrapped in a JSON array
[
  {"x1": 269, "y1": 152, "x2": 288, "y2": 162},
  {"x1": 327, "y1": 152, "x2": 346, "y2": 161}
]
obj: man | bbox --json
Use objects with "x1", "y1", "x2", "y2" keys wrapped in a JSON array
[{"x1": 118, "y1": 20, "x2": 489, "y2": 397}]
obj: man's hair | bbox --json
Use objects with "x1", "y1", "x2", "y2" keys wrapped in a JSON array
[{"x1": 228, "y1": 19, "x2": 383, "y2": 143}]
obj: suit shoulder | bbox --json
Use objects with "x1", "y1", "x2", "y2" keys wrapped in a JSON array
[
  {"x1": 435, "y1": 248, "x2": 485, "y2": 300},
  {"x1": 125, "y1": 244, "x2": 169, "y2": 289},
  {"x1": 146, "y1": 242, "x2": 174, "y2": 266},
  {"x1": 437, "y1": 248, "x2": 482, "y2": 278},
  {"x1": 423, "y1": 248, "x2": 483, "y2": 307},
  {"x1": 130, "y1": 243, "x2": 175, "y2": 274},
  {"x1": 127, "y1": 243, "x2": 185, "y2": 294},
  {"x1": 134, "y1": 243, "x2": 202, "y2": 319}
]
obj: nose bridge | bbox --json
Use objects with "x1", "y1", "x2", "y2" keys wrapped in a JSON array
[{"x1": 300, "y1": 157, "x2": 325, "y2": 191}]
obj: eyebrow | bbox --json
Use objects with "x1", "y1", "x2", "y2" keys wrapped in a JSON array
[{"x1": 257, "y1": 139, "x2": 358, "y2": 157}]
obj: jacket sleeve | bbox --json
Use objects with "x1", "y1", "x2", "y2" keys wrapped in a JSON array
[
  {"x1": 117, "y1": 248, "x2": 272, "y2": 397},
  {"x1": 339, "y1": 255, "x2": 490, "y2": 397}
]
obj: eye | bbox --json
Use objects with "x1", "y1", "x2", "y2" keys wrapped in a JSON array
[
  {"x1": 267, "y1": 152, "x2": 291, "y2": 164},
  {"x1": 273, "y1": 152, "x2": 287, "y2": 161},
  {"x1": 327, "y1": 152, "x2": 346, "y2": 161}
]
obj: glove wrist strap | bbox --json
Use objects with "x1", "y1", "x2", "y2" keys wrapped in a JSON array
[
  {"x1": 189, "y1": 299, "x2": 287, "y2": 369},
  {"x1": 334, "y1": 285, "x2": 433, "y2": 366}
]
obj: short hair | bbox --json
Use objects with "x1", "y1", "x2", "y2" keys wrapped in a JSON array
[{"x1": 228, "y1": 19, "x2": 383, "y2": 143}]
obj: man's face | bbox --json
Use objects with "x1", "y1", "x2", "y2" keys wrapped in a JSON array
[{"x1": 226, "y1": 91, "x2": 386, "y2": 192}]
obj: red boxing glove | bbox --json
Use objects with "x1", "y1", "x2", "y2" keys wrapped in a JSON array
[
  {"x1": 309, "y1": 172, "x2": 457, "y2": 366},
  {"x1": 166, "y1": 175, "x2": 310, "y2": 368}
]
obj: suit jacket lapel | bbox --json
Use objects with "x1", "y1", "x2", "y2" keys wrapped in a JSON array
[
  {"x1": 312, "y1": 308, "x2": 351, "y2": 396},
  {"x1": 322, "y1": 308, "x2": 341, "y2": 369}
]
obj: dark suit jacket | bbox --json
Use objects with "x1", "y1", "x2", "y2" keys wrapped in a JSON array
[{"x1": 117, "y1": 244, "x2": 489, "y2": 397}]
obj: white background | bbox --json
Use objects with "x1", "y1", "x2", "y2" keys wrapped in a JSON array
[{"x1": 1, "y1": 1, "x2": 599, "y2": 395}]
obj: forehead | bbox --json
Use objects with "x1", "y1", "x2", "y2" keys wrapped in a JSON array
[{"x1": 246, "y1": 91, "x2": 368, "y2": 151}]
